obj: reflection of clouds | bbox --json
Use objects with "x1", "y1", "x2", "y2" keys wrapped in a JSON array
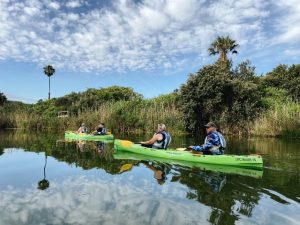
[
  {"x1": 234, "y1": 191, "x2": 300, "y2": 225},
  {"x1": 0, "y1": 176, "x2": 210, "y2": 225}
]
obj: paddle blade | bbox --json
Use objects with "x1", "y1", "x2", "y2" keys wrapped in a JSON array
[
  {"x1": 119, "y1": 163, "x2": 133, "y2": 173},
  {"x1": 120, "y1": 140, "x2": 134, "y2": 148}
]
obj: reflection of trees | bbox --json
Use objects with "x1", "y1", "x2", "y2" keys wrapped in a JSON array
[
  {"x1": 173, "y1": 168, "x2": 261, "y2": 225},
  {"x1": 1, "y1": 131, "x2": 299, "y2": 211},
  {"x1": 54, "y1": 141, "x2": 121, "y2": 173},
  {"x1": 38, "y1": 154, "x2": 49, "y2": 190},
  {"x1": 0, "y1": 131, "x2": 132, "y2": 176}
]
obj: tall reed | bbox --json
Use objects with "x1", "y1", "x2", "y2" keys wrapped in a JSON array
[
  {"x1": 7, "y1": 100, "x2": 185, "y2": 134},
  {"x1": 251, "y1": 101, "x2": 300, "y2": 137},
  {"x1": 4, "y1": 99, "x2": 299, "y2": 137}
]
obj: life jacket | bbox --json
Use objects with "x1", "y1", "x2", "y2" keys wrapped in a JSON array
[
  {"x1": 82, "y1": 126, "x2": 88, "y2": 133},
  {"x1": 97, "y1": 127, "x2": 106, "y2": 135},
  {"x1": 217, "y1": 131, "x2": 226, "y2": 149},
  {"x1": 152, "y1": 131, "x2": 171, "y2": 149},
  {"x1": 204, "y1": 131, "x2": 226, "y2": 154}
]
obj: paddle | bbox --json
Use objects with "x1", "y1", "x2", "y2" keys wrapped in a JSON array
[
  {"x1": 65, "y1": 130, "x2": 74, "y2": 133},
  {"x1": 119, "y1": 163, "x2": 133, "y2": 173},
  {"x1": 176, "y1": 148, "x2": 189, "y2": 151},
  {"x1": 176, "y1": 146, "x2": 193, "y2": 151},
  {"x1": 176, "y1": 147, "x2": 203, "y2": 155}
]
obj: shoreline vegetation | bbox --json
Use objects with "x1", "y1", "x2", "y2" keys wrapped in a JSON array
[
  {"x1": 0, "y1": 100, "x2": 299, "y2": 138},
  {"x1": 0, "y1": 36, "x2": 299, "y2": 138},
  {"x1": 0, "y1": 65, "x2": 299, "y2": 138}
]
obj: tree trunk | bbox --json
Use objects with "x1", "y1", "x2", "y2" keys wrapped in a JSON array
[
  {"x1": 220, "y1": 49, "x2": 227, "y2": 62},
  {"x1": 48, "y1": 76, "x2": 51, "y2": 100}
]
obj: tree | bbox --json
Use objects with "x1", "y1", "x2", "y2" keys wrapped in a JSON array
[
  {"x1": 0, "y1": 92, "x2": 7, "y2": 106},
  {"x1": 43, "y1": 65, "x2": 55, "y2": 100},
  {"x1": 208, "y1": 36, "x2": 238, "y2": 62},
  {"x1": 263, "y1": 64, "x2": 300, "y2": 101},
  {"x1": 177, "y1": 62, "x2": 263, "y2": 134},
  {"x1": 178, "y1": 64, "x2": 229, "y2": 133}
]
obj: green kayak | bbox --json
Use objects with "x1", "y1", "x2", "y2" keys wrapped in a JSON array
[
  {"x1": 65, "y1": 131, "x2": 114, "y2": 141},
  {"x1": 114, "y1": 139, "x2": 263, "y2": 169},
  {"x1": 113, "y1": 151, "x2": 263, "y2": 178}
]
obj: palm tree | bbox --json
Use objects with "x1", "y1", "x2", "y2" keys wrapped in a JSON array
[
  {"x1": 208, "y1": 36, "x2": 238, "y2": 62},
  {"x1": 43, "y1": 65, "x2": 55, "y2": 100}
]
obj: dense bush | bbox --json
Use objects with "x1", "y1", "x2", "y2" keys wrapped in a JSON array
[
  {"x1": 0, "y1": 92, "x2": 7, "y2": 106},
  {"x1": 263, "y1": 64, "x2": 300, "y2": 101},
  {"x1": 178, "y1": 61, "x2": 263, "y2": 134},
  {"x1": 54, "y1": 86, "x2": 142, "y2": 114}
]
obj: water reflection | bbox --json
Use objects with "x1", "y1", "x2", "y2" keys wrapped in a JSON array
[
  {"x1": 70, "y1": 140, "x2": 106, "y2": 154},
  {"x1": 142, "y1": 161, "x2": 171, "y2": 185},
  {"x1": 112, "y1": 152, "x2": 264, "y2": 224},
  {"x1": 37, "y1": 154, "x2": 49, "y2": 190},
  {"x1": 0, "y1": 176, "x2": 210, "y2": 225},
  {"x1": 0, "y1": 131, "x2": 299, "y2": 225}
]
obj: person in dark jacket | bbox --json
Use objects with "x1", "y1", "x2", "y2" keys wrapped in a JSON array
[
  {"x1": 92, "y1": 123, "x2": 107, "y2": 135},
  {"x1": 189, "y1": 122, "x2": 226, "y2": 155}
]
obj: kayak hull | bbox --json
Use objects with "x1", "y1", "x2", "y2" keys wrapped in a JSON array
[
  {"x1": 114, "y1": 139, "x2": 263, "y2": 169},
  {"x1": 65, "y1": 132, "x2": 114, "y2": 141},
  {"x1": 113, "y1": 151, "x2": 263, "y2": 178}
]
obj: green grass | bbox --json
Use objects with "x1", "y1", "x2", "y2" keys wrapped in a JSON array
[{"x1": 251, "y1": 101, "x2": 300, "y2": 137}]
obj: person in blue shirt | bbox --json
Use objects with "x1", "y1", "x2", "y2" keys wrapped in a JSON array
[
  {"x1": 92, "y1": 123, "x2": 107, "y2": 135},
  {"x1": 189, "y1": 122, "x2": 226, "y2": 155}
]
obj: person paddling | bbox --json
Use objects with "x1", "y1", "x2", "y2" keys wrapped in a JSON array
[
  {"x1": 189, "y1": 122, "x2": 226, "y2": 155},
  {"x1": 140, "y1": 123, "x2": 171, "y2": 150},
  {"x1": 92, "y1": 123, "x2": 107, "y2": 135},
  {"x1": 77, "y1": 123, "x2": 88, "y2": 134}
]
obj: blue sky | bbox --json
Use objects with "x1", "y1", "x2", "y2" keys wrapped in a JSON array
[{"x1": 0, "y1": 0, "x2": 299, "y2": 103}]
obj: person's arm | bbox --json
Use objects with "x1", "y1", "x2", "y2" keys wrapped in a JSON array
[
  {"x1": 189, "y1": 134, "x2": 215, "y2": 151},
  {"x1": 189, "y1": 145, "x2": 203, "y2": 151},
  {"x1": 201, "y1": 134, "x2": 217, "y2": 151},
  {"x1": 140, "y1": 133, "x2": 163, "y2": 145}
]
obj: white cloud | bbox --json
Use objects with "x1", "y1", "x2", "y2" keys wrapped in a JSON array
[
  {"x1": 284, "y1": 48, "x2": 300, "y2": 56},
  {"x1": 48, "y1": 1, "x2": 60, "y2": 10},
  {"x1": 0, "y1": 176, "x2": 210, "y2": 225},
  {"x1": 0, "y1": 0, "x2": 298, "y2": 73},
  {"x1": 271, "y1": 0, "x2": 300, "y2": 44},
  {"x1": 5, "y1": 93, "x2": 38, "y2": 103},
  {"x1": 66, "y1": 0, "x2": 82, "y2": 8}
]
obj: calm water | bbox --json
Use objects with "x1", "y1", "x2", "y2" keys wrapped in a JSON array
[{"x1": 0, "y1": 131, "x2": 299, "y2": 225}]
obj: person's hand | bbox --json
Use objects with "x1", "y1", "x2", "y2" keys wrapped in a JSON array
[
  {"x1": 194, "y1": 146, "x2": 202, "y2": 151},
  {"x1": 188, "y1": 145, "x2": 194, "y2": 149}
]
